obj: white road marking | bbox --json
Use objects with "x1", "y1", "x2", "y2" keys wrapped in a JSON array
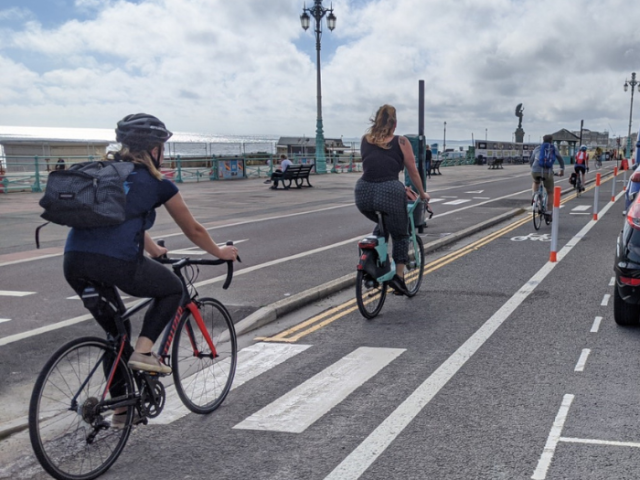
[
  {"x1": 559, "y1": 437, "x2": 640, "y2": 448},
  {"x1": 0, "y1": 319, "x2": 11, "y2": 324},
  {"x1": 601, "y1": 294, "x2": 611, "y2": 306},
  {"x1": 325, "y1": 191, "x2": 625, "y2": 480},
  {"x1": 0, "y1": 291, "x2": 35, "y2": 297},
  {"x1": 465, "y1": 190, "x2": 485, "y2": 194},
  {"x1": 155, "y1": 343, "x2": 311, "y2": 425},
  {"x1": 609, "y1": 277, "x2": 615, "y2": 286},
  {"x1": 574, "y1": 349, "x2": 590, "y2": 372},
  {"x1": 531, "y1": 394, "x2": 575, "y2": 480},
  {"x1": 443, "y1": 199, "x2": 471, "y2": 205},
  {"x1": 234, "y1": 347, "x2": 405, "y2": 433},
  {"x1": 572, "y1": 205, "x2": 591, "y2": 211},
  {"x1": 428, "y1": 198, "x2": 445, "y2": 203},
  {"x1": 590, "y1": 316, "x2": 602, "y2": 333},
  {"x1": 472, "y1": 196, "x2": 491, "y2": 200},
  {"x1": 169, "y1": 239, "x2": 249, "y2": 256}
]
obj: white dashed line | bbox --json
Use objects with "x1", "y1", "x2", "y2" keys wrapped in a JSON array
[
  {"x1": 590, "y1": 317, "x2": 602, "y2": 333},
  {"x1": 0, "y1": 319, "x2": 11, "y2": 324},
  {"x1": 609, "y1": 277, "x2": 615, "y2": 286},
  {"x1": 601, "y1": 294, "x2": 611, "y2": 306},
  {"x1": 0, "y1": 291, "x2": 35, "y2": 297},
  {"x1": 574, "y1": 349, "x2": 591, "y2": 372}
]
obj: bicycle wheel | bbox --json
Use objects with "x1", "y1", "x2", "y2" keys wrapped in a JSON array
[
  {"x1": 29, "y1": 337, "x2": 134, "y2": 480},
  {"x1": 532, "y1": 194, "x2": 542, "y2": 230},
  {"x1": 356, "y1": 270, "x2": 387, "y2": 319},
  {"x1": 404, "y1": 235, "x2": 425, "y2": 297},
  {"x1": 172, "y1": 298, "x2": 237, "y2": 414}
]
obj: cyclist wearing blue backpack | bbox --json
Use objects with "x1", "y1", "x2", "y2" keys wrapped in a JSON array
[{"x1": 529, "y1": 134, "x2": 564, "y2": 210}]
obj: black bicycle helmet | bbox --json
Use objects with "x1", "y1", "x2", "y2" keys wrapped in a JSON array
[{"x1": 115, "y1": 113, "x2": 173, "y2": 150}]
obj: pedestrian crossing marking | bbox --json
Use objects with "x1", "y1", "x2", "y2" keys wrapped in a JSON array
[
  {"x1": 465, "y1": 190, "x2": 484, "y2": 194},
  {"x1": 572, "y1": 205, "x2": 590, "y2": 211},
  {"x1": 428, "y1": 198, "x2": 444, "y2": 203},
  {"x1": 154, "y1": 342, "x2": 311, "y2": 425},
  {"x1": 443, "y1": 199, "x2": 471, "y2": 205},
  {"x1": 0, "y1": 291, "x2": 35, "y2": 297},
  {"x1": 233, "y1": 346, "x2": 405, "y2": 433}
]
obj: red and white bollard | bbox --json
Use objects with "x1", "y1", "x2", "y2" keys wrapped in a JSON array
[
  {"x1": 550, "y1": 186, "x2": 561, "y2": 263},
  {"x1": 612, "y1": 167, "x2": 618, "y2": 202},
  {"x1": 593, "y1": 173, "x2": 601, "y2": 221}
]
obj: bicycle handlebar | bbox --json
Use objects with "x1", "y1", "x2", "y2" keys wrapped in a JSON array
[{"x1": 155, "y1": 240, "x2": 236, "y2": 290}]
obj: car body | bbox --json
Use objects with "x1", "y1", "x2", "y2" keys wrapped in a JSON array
[
  {"x1": 623, "y1": 162, "x2": 640, "y2": 214},
  {"x1": 614, "y1": 192, "x2": 640, "y2": 325}
]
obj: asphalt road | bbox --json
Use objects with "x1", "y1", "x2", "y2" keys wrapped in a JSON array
[{"x1": 0, "y1": 163, "x2": 631, "y2": 479}]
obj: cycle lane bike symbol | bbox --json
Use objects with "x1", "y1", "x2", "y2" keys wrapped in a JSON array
[{"x1": 511, "y1": 233, "x2": 551, "y2": 242}]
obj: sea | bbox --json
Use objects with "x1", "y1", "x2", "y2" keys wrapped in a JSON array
[{"x1": 0, "y1": 125, "x2": 471, "y2": 157}]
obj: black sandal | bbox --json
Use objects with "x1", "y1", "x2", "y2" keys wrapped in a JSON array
[{"x1": 390, "y1": 275, "x2": 409, "y2": 296}]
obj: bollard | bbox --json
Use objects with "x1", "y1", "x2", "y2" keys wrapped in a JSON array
[
  {"x1": 612, "y1": 167, "x2": 618, "y2": 202},
  {"x1": 175, "y1": 155, "x2": 183, "y2": 183},
  {"x1": 593, "y1": 173, "x2": 601, "y2": 220},
  {"x1": 549, "y1": 186, "x2": 561, "y2": 263}
]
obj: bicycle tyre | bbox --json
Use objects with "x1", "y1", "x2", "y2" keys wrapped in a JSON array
[
  {"x1": 404, "y1": 235, "x2": 425, "y2": 297},
  {"x1": 172, "y1": 298, "x2": 237, "y2": 414},
  {"x1": 29, "y1": 337, "x2": 134, "y2": 480},
  {"x1": 356, "y1": 270, "x2": 387, "y2": 319},
  {"x1": 532, "y1": 194, "x2": 542, "y2": 230}
]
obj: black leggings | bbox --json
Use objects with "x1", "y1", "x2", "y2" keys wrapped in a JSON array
[
  {"x1": 64, "y1": 252, "x2": 183, "y2": 343},
  {"x1": 355, "y1": 179, "x2": 409, "y2": 264}
]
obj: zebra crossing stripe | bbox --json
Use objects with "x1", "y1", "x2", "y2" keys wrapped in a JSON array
[
  {"x1": 443, "y1": 199, "x2": 471, "y2": 205},
  {"x1": 154, "y1": 342, "x2": 311, "y2": 425},
  {"x1": 0, "y1": 291, "x2": 35, "y2": 297},
  {"x1": 233, "y1": 347, "x2": 405, "y2": 433}
]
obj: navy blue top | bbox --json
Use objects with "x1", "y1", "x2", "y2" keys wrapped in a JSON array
[
  {"x1": 65, "y1": 164, "x2": 179, "y2": 261},
  {"x1": 360, "y1": 136, "x2": 405, "y2": 182}
]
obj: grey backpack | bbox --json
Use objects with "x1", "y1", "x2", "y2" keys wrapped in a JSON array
[{"x1": 39, "y1": 161, "x2": 134, "y2": 229}]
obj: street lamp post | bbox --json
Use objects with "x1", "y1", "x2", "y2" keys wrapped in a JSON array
[
  {"x1": 300, "y1": 1, "x2": 336, "y2": 174},
  {"x1": 624, "y1": 72, "x2": 639, "y2": 160},
  {"x1": 443, "y1": 121, "x2": 447, "y2": 157}
]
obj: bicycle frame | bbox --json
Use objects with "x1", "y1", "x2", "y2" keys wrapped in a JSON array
[{"x1": 357, "y1": 200, "x2": 423, "y2": 284}]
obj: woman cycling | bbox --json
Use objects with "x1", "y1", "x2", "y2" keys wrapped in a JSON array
[
  {"x1": 355, "y1": 104, "x2": 430, "y2": 295},
  {"x1": 63, "y1": 113, "x2": 238, "y2": 379}
]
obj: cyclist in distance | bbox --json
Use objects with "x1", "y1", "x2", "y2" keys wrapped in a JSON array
[
  {"x1": 63, "y1": 113, "x2": 238, "y2": 379},
  {"x1": 355, "y1": 104, "x2": 430, "y2": 295},
  {"x1": 529, "y1": 134, "x2": 565, "y2": 219},
  {"x1": 574, "y1": 145, "x2": 589, "y2": 191}
]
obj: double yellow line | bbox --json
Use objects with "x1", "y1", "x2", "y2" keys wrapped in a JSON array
[{"x1": 255, "y1": 178, "x2": 612, "y2": 343}]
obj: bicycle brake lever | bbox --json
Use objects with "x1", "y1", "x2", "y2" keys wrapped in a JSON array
[{"x1": 226, "y1": 240, "x2": 241, "y2": 263}]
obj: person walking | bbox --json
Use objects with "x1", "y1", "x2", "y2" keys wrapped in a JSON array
[
  {"x1": 425, "y1": 144, "x2": 432, "y2": 178},
  {"x1": 354, "y1": 104, "x2": 430, "y2": 295}
]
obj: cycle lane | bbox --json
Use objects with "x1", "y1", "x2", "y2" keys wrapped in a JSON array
[
  {"x1": 0, "y1": 171, "x2": 624, "y2": 478},
  {"x1": 58, "y1": 176, "x2": 624, "y2": 480}
]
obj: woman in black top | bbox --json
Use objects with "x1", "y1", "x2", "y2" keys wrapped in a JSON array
[{"x1": 355, "y1": 104, "x2": 430, "y2": 294}]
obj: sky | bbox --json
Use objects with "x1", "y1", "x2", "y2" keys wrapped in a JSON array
[{"x1": 1, "y1": 0, "x2": 639, "y2": 143}]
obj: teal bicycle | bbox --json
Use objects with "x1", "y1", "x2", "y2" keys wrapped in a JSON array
[{"x1": 355, "y1": 199, "x2": 427, "y2": 319}]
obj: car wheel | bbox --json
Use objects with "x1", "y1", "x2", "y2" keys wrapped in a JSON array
[{"x1": 613, "y1": 286, "x2": 640, "y2": 326}]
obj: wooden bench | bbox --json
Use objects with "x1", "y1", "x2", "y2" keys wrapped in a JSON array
[
  {"x1": 487, "y1": 158, "x2": 504, "y2": 170},
  {"x1": 429, "y1": 159, "x2": 443, "y2": 176},
  {"x1": 271, "y1": 164, "x2": 314, "y2": 190}
]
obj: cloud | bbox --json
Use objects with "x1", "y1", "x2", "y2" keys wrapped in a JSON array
[{"x1": 0, "y1": 0, "x2": 639, "y2": 142}]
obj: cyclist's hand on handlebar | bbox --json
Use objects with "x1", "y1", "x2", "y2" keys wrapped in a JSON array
[
  {"x1": 218, "y1": 245, "x2": 239, "y2": 262},
  {"x1": 420, "y1": 192, "x2": 431, "y2": 202}
]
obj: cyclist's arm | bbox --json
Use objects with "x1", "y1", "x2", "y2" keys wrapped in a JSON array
[
  {"x1": 555, "y1": 151, "x2": 565, "y2": 174},
  {"x1": 398, "y1": 136, "x2": 430, "y2": 201},
  {"x1": 163, "y1": 193, "x2": 237, "y2": 261}
]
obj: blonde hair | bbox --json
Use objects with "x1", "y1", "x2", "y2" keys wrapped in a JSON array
[
  {"x1": 365, "y1": 104, "x2": 397, "y2": 149},
  {"x1": 106, "y1": 147, "x2": 163, "y2": 180}
]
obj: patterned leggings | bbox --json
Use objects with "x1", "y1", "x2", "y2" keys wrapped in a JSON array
[{"x1": 355, "y1": 179, "x2": 409, "y2": 264}]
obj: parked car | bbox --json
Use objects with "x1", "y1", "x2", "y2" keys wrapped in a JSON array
[{"x1": 614, "y1": 192, "x2": 640, "y2": 325}]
